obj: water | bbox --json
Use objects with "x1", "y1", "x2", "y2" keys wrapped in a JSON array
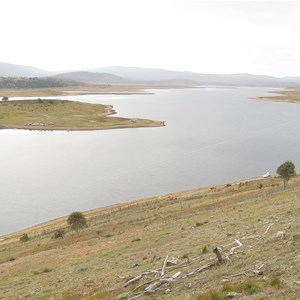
[{"x1": 1, "y1": 87, "x2": 300, "y2": 236}]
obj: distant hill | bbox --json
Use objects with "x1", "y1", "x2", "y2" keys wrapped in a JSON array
[
  {"x1": 90, "y1": 66, "x2": 298, "y2": 86},
  {"x1": 0, "y1": 62, "x2": 51, "y2": 77},
  {"x1": 53, "y1": 71, "x2": 125, "y2": 84},
  {"x1": 1, "y1": 62, "x2": 300, "y2": 87}
]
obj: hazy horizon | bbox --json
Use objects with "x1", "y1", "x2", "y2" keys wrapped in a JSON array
[
  {"x1": 1, "y1": 61, "x2": 300, "y2": 79},
  {"x1": 2, "y1": 1, "x2": 300, "y2": 77}
]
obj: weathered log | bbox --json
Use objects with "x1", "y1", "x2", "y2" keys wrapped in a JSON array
[
  {"x1": 213, "y1": 247, "x2": 223, "y2": 262},
  {"x1": 145, "y1": 278, "x2": 172, "y2": 292},
  {"x1": 187, "y1": 262, "x2": 216, "y2": 276},
  {"x1": 124, "y1": 274, "x2": 143, "y2": 287}
]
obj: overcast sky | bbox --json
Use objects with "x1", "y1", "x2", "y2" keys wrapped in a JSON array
[{"x1": 2, "y1": 0, "x2": 300, "y2": 76}]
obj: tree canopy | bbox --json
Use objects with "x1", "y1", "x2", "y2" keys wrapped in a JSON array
[
  {"x1": 67, "y1": 211, "x2": 87, "y2": 235},
  {"x1": 276, "y1": 160, "x2": 296, "y2": 187}
]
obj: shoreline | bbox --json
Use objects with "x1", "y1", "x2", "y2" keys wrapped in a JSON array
[
  {"x1": 0, "y1": 174, "x2": 265, "y2": 239},
  {"x1": 253, "y1": 88, "x2": 300, "y2": 104}
]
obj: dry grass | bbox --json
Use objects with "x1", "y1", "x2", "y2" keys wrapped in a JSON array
[
  {"x1": 0, "y1": 175, "x2": 299, "y2": 299},
  {"x1": 254, "y1": 88, "x2": 300, "y2": 104},
  {"x1": 0, "y1": 99, "x2": 164, "y2": 131}
]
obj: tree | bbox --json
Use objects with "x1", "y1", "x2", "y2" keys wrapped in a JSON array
[
  {"x1": 67, "y1": 211, "x2": 87, "y2": 235},
  {"x1": 276, "y1": 160, "x2": 296, "y2": 188},
  {"x1": 2, "y1": 96, "x2": 9, "y2": 101}
]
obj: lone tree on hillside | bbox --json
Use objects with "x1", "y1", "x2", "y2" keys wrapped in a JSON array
[
  {"x1": 67, "y1": 211, "x2": 87, "y2": 235},
  {"x1": 276, "y1": 160, "x2": 296, "y2": 188}
]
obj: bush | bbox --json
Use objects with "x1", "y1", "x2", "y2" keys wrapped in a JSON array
[
  {"x1": 20, "y1": 233, "x2": 29, "y2": 242},
  {"x1": 52, "y1": 229, "x2": 65, "y2": 239}
]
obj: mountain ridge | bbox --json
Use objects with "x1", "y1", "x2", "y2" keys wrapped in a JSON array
[{"x1": 1, "y1": 62, "x2": 300, "y2": 86}]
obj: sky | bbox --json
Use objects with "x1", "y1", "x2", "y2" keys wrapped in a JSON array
[{"x1": 2, "y1": 0, "x2": 300, "y2": 76}]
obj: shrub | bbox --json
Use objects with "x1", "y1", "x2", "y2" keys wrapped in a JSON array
[
  {"x1": 243, "y1": 280, "x2": 259, "y2": 294},
  {"x1": 270, "y1": 277, "x2": 283, "y2": 289},
  {"x1": 20, "y1": 233, "x2": 29, "y2": 242},
  {"x1": 52, "y1": 229, "x2": 65, "y2": 239},
  {"x1": 197, "y1": 289, "x2": 224, "y2": 300},
  {"x1": 202, "y1": 246, "x2": 209, "y2": 254}
]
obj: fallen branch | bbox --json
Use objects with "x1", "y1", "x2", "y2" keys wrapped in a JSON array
[
  {"x1": 230, "y1": 239, "x2": 243, "y2": 255},
  {"x1": 124, "y1": 270, "x2": 160, "y2": 287},
  {"x1": 145, "y1": 278, "x2": 172, "y2": 293},
  {"x1": 124, "y1": 274, "x2": 143, "y2": 287},
  {"x1": 187, "y1": 262, "x2": 216, "y2": 276},
  {"x1": 262, "y1": 223, "x2": 274, "y2": 236},
  {"x1": 223, "y1": 272, "x2": 247, "y2": 279},
  {"x1": 161, "y1": 255, "x2": 168, "y2": 277},
  {"x1": 132, "y1": 279, "x2": 158, "y2": 293}
]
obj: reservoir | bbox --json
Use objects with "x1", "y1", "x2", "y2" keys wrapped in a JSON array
[{"x1": 1, "y1": 87, "x2": 300, "y2": 236}]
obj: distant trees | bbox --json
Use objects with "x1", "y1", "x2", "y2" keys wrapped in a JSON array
[
  {"x1": 2, "y1": 96, "x2": 9, "y2": 101},
  {"x1": 0, "y1": 77, "x2": 78, "y2": 89},
  {"x1": 67, "y1": 211, "x2": 87, "y2": 235},
  {"x1": 276, "y1": 161, "x2": 296, "y2": 187}
]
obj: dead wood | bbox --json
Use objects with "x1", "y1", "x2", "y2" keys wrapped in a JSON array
[
  {"x1": 124, "y1": 274, "x2": 143, "y2": 287},
  {"x1": 213, "y1": 247, "x2": 223, "y2": 262},
  {"x1": 229, "y1": 239, "x2": 243, "y2": 255},
  {"x1": 187, "y1": 262, "x2": 216, "y2": 276},
  {"x1": 262, "y1": 223, "x2": 274, "y2": 236},
  {"x1": 145, "y1": 278, "x2": 172, "y2": 292},
  {"x1": 132, "y1": 279, "x2": 158, "y2": 292},
  {"x1": 124, "y1": 270, "x2": 160, "y2": 287},
  {"x1": 223, "y1": 272, "x2": 247, "y2": 279},
  {"x1": 161, "y1": 255, "x2": 169, "y2": 277}
]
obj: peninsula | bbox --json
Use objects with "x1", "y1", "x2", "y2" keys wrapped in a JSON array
[
  {"x1": 254, "y1": 88, "x2": 300, "y2": 104},
  {"x1": 0, "y1": 99, "x2": 164, "y2": 131}
]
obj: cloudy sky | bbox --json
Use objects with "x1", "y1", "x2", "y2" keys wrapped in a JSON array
[{"x1": 2, "y1": 0, "x2": 300, "y2": 76}]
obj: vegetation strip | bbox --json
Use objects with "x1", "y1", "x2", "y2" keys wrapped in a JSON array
[{"x1": 0, "y1": 99, "x2": 164, "y2": 131}]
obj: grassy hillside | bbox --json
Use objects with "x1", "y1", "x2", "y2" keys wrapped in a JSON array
[
  {"x1": 0, "y1": 99, "x2": 164, "y2": 131},
  {"x1": 0, "y1": 175, "x2": 299, "y2": 299}
]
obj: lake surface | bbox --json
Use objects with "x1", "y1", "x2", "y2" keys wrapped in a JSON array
[{"x1": 1, "y1": 87, "x2": 300, "y2": 236}]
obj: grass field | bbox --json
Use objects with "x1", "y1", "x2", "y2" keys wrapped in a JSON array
[
  {"x1": 255, "y1": 88, "x2": 300, "y2": 104},
  {"x1": 0, "y1": 99, "x2": 164, "y2": 131},
  {"x1": 0, "y1": 175, "x2": 299, "y2": 299}
]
